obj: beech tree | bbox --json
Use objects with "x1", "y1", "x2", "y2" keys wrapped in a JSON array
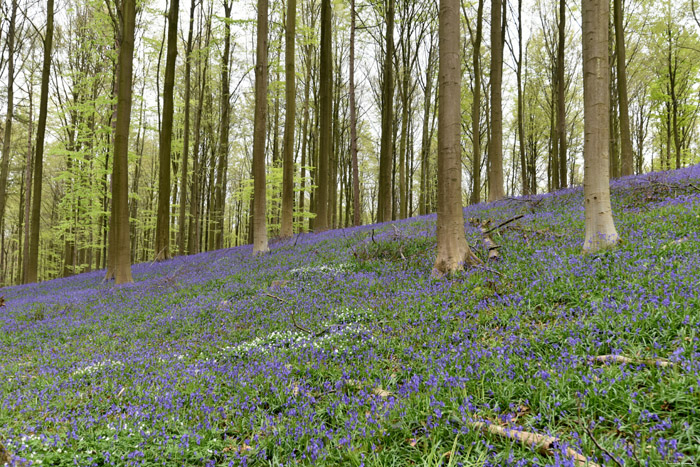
[
  {"x1": 433, "y1": 0, "x2": 481, "y2": 276},
  {"x1": 252, "y1": 0, "x2": 269, "y2": 254},
  {"x1": 105, "y1": 0, "x2": 137, "y2": 283},
  {"x1": 154, "y1": 0, "x2": 179, "y2": 261},
  {"x1": 280, "y1": 0, "x2": 297, "y2": 238},
  {"x1": 315, "y1": 0, "x2": 331, "y2": 231},
  {"x1": 377, "y1": 0, "x2": 395, "y2": 223},
  {"x1": 488, "y1": 0, "x2": 505, "y2": 201},
  {"x1": 26, "y1": 0, "x2": 54, "y2": 284},
  {"x1": 581, "y1": 0, "x2": 619, "y2": 252}
]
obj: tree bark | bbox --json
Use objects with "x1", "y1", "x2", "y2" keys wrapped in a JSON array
[
  {"x1": 377, "y1": 0, "x2": 395, "y2": 223},
  {"x1": 105, "y1": 0, "x2": 137, "y2": 283},
  {"x1": 315, "y1": 0, "x2": 332, "y2": 231},
  {"x1": 280, "y1": 0, "x2": 297, "y2": 237},
  {"x1": 214, "y1": 0, "x2": 232, "y2": 249},
  {"x1": 0, "y1": 0, "x2": 17, "y2": 259},
  {"x1": 26, "y1": 0, "x2": 54, "y2": 284},
  {"x1": 582, "y1": 0, "x2": 619, "y2": 253},
  {"x1": 178, "y1": 0, "x2": 196, "y2": 255},
  {"x1": 252, "y1": 0, "x2": 270, "y2": 254},
  {"x1": 155, "y1": 0, "x2": 179, "y2": 261},
  {"x1": 433, "y1": 0, "x2": 481, "y2": 276},
  {"x1": 349, "y1": 0, "x2": 361, "y2": 226},
  {"x1": 613, "y1": 0, "x2": 633, "y2": 177},
  {"x1": 556, "y1": 0, "x2": 567, "y2": 188},
  {"x1": 470, "y1": 0, "x2": 484, "y2": 204},
  {"x1": 488, "y1": 0, "x2": 505, "y2": 201}
]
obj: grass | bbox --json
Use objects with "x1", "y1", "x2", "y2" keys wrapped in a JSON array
[{"x1": 1, "y1": 166, "x2": 699, "y2": 466}]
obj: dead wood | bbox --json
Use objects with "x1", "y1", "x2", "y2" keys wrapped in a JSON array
[
  {"x1": 469, "y1": 422, "x2": 601, "y2": 467},
  {"x1": 591, "y1": 354, "x2": 673, "y2": 368}
]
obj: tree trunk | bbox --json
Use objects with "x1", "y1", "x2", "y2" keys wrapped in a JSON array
[
  {"x1": 487, "y1": 0, "x2": 504, "y2": 201},
  {"x1": 26, "y1": 0, "x2": 54, "y2": 284},
  {"x1": 21, "y1": 80, "x2": 33, "y2": 283},
  {"x1": 315, "y1": 0, "x2": 332, "y2": 231},
  {"x1": 178, "y1": 0, "x2": 196, "y2": 255},
  {"x1": 556, "y1": 0, "x2": 567, "y2": 188},
  {"x1": 582, "y1": 0, "x2": 619, "y2": 253},
  {"x1": 377, "y1": 0, "x2": 395, "y2": 223},
  {"x1": 516, "y1": 0, "x2": 527, "y2": 195},
  {"x1": 280, "y1": 0, "x2": 297, "y2": 238},
  {"x1": 105, "y1": 0, "x2": 137, "y2": 283},
  {"x1": 252, "y1": 0, "x2": 270, "y2": 254},
  {"x1": 214, "y1": 1, "x2": 232, "y2": 249},
  {"x1": 470, "y1": 0, "x2": 484, "y2": 204},
  {"x1": 155, "y1": 0, "x2": 179, "y2": 261},
  {"x1": 0, "y1": 0, "x2": 17, "y2": 256},
  {"x1": 349, "y1": 0, "x2": 361, "y2": 226},
  {"x1": 433, "y1": 0, "x2": 481, "y2": 276},
  {"x1": 613, "y1": 0, "x2": 633, "y2": 177}
]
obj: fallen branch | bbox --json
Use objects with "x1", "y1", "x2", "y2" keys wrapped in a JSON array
[
  {"x1": 484, "y1": 214, "x2": 525, "y2": 235},
  {"x1": 591, "y1": 355, "x2": 673, "y2": 368},
  {"x1": 479, "y1": 221, "x2": 500, "y2": 261},
  {"x1": 468, "y1": 421, "x2": 601, "y2": 467}
]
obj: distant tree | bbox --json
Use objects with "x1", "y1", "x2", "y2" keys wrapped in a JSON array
[
  {"x1": 581, "y1": 0, "x2": 619, "y2": 252},
  {"x1": 105, "y1": 0, "x2": 137, "y2": 283},
  {"x1": 466, "y1": 0, "x2": 484, "y2": 204},
  {"x1": 280, "y1": 0, "x2": 297, "y2": 238},
  {"x1": 155, "y1": 0, "x2": 180, "y2": 261},
  {"x1": 555, "y1": 0, "x2": 567, "y2": 188},
  {"x1": 252, "y1": 0, "x2": 270, "y2": 254},
  {"x1": 349, "y1": 0, "x2": 361, "y2": 226},
  {"x1": 377, "y1": 0, "x2": 395, "y2": 223},
  {"x1": 26, "y1": 0, "x2": 54, "y2": 284},
  {"x1": 433, "y1": 0, "x2": 481, "y2": 276}
]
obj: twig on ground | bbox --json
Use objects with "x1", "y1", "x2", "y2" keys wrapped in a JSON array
[{"x1": 583, "y1": 424, "x2": 624, "y2": 467}]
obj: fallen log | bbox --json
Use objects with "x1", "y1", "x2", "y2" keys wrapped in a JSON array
[
  {"x1": 591, "y1": 355, "x2": 673, "y2": 368},
  {"x1": 469, "y1": 422, "x2": 601, "y2": 467}
]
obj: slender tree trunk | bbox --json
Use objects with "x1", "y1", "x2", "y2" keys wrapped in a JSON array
[
  {"x1": 433, "y1": 0, "x2": 481, "y2": 276},
  {"x1": 252, "y1": 0, "x2": 270, "y2": 254},
  {"x1": 21, "y1": 81, "x2": 33, "y2": 283},
  {"x1": 349, "y1": 0, "x2": 361, "y2": 226},
  {"x1": 419, "y1": 40, "x2": 435, "y2": 215},
  {"x1": 178, "y1": 0, "x2": 196, "y2": 255},
  {"x1": 280, "y1": 0, "x2": 297, "y2": 237},
  {"x1": 613, "y1": 0, "x2": 633, "y2": 177},
  {"x1": 470, "y1": 0, "x2": 484, "y2": 204},
  {"x1": 516, "y1": 0, "x2": 527, "y2": 195},
  {"x1": 377, "y1": 0, "x2": 395, "y2": 222},
  {"x1": 214, "y1": 1, "x2": 232, "y2": 249},
  {"x1": 556, "y1": 0, "x2": 567, "y2": 188},
  {"x1": 488, "y1": 0, "x2": 505, "y2": 201},
  {"x1": 154, "y1": 0, "x2": 179, "y2": 261},
  {"x1": 26, "y1": 0, "x2": 54, "y2": 284},
  {"x1": 582, "y1": 0, "x2": 619, "y2": 253},
  {"x1": 0, "y1": 0, "x2": 17, "y2": 259},
  {"x1": 315, "y1": 0, "x2": 332, "y2": 231}
]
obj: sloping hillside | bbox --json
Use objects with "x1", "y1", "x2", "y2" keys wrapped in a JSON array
[{"x1": 1, "y1": 166, "x2": 699, "y2": 466}]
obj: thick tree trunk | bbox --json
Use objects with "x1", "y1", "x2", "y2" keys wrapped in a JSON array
[
  {"x1": 582, "y1": 0, "x2": 619, "y2": 253},
  {"x1": 26, "y1": 0, "x2": 54, "y2": 284},
  {"x1": 349, "y1": 0, "x2": 361, "y2": 226},
  {"x1": 433, "y1": 0, "x2": 481, "y2": 276},
  {"x1": 280, "y1": 0, "x2": 297, "y2": 238},
  {"x1": 377, "y1": 0, "x2": 395, "y2": 223},
  {"x1": 105, "y1": 0, "x2": 137, "y2": 283},
  {"x1": 315, "y1": 0, "x2": 332, "y2": 231},
  {"x1": 613, "y1": 0, "x2": 633, "y2": 177},
  {"x1": 487, "y1": 0, "x2": 504, "y2": 201},
  {"x1": 155, "y1": 0, "x2": 179, "y2": 261},
  {"x1": 252, "y1": 0, "x2": 270, "y2": 254}
]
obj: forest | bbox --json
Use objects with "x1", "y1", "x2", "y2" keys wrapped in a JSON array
[
  {"x1": 1, "y1": 0, "x2": 700, "y2": 465},
  {"x1": 0, "y1": 0, "x2": 697, "y2": 284}
]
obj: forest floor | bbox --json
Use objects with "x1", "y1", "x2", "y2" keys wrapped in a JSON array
[{"x1": 1, "y1": 167, "x2": 700, "y2": 467}]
